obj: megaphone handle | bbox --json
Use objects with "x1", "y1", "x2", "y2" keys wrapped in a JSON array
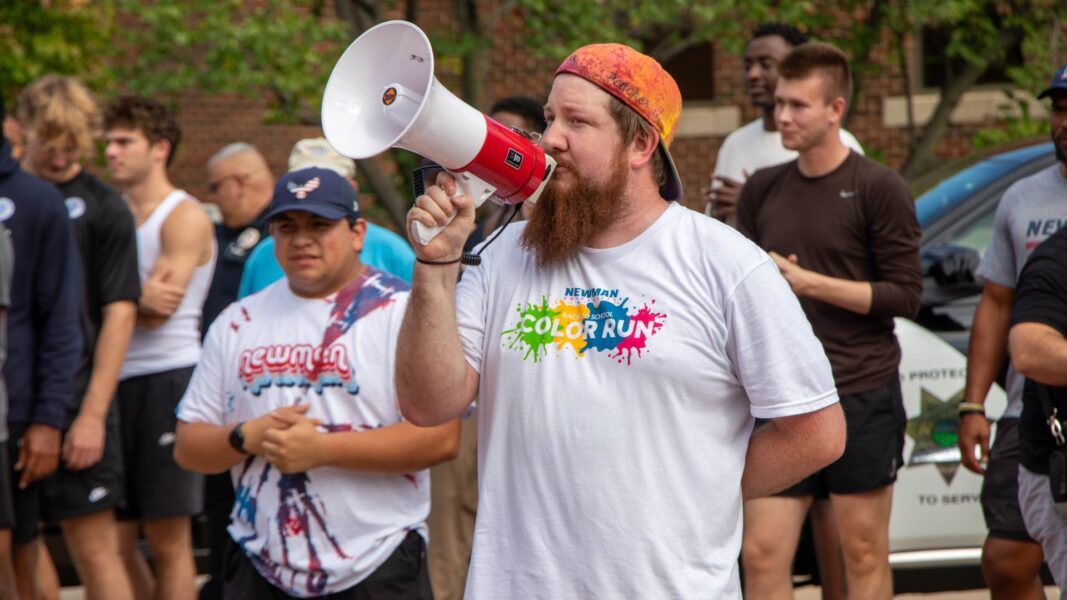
[
  {"x1": 411, "y1": 171, "x2": 495, "y2": 245},
  {"x1": 412, "y1": 219, "x2": 450, "y2": 246}
]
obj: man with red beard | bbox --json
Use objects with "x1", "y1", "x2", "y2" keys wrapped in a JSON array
[{"x1": 395, "y1": 43, "x2": 846, "y2": 598}]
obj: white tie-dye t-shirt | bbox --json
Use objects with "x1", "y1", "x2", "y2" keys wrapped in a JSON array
[{"x1": 177, "y1": 269, "x2": 426, "y2": 597}]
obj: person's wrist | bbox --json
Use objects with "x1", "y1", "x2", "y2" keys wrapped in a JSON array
[
  {"x1": 416, "y1": 255, "x2": 463, "y2": 265},
  {"x1": 309, "y1": 430, "x2": 328, "y2": 470},
  {"x1": 795, "y1": 268, "x2": 817, "y2": 297},
  {"x1": 958, "y1": 401, "x2": 986, "y2": 417},
  {"x1": 229, "y1": 422, "x2": 249, "y2": 454},
  {"x1": 242, "y1": 416, "x2": 270, "y2": 454},
  {"x1": 76, "y1": 400, "x2": 108, "y2": 422}
]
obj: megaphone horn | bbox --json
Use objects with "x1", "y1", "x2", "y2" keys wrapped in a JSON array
[{"x1": 322, "y1": 20, "x2": 556, "y2": 245}]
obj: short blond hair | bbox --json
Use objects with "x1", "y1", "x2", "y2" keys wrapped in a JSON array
[{"x1": 16, "y1": 76, "x2": 102, "y2": 157}]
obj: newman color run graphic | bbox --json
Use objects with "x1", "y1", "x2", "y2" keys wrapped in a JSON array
[{"x1": 501, "y1": 285, "x2": 667, "y2": 364}]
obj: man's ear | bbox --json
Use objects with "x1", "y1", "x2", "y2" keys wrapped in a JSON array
[
  {"x1": 829, "y1": 96, "x2": 847, "y2": 124},
  {"x1": 350, "y1": 217, "x2": 368, "y2": 253},
  {"x1": 630, "y1": 127, "x2": 658, "y2": 170},
  {"x1": 151, "y1": 138, "x2": 172, "y2": 165},
  {"x1": 5, "y1": 117, "x2": 25, "y2": 143}
]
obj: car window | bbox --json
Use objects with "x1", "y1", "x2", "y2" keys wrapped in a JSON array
[
  {"x1": 913, "y1": 142, "x2": 1054, "y2": 226},
  {"x1": 942, "y1": 205, "x2": 997, "y2": 253}
]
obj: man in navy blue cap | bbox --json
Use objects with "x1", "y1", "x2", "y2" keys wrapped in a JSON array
[
  {"x1": 959, "y1": 62, "x2": 1067, "y2": 600},
  {"x1": 173, "y1": 167, "x2": 459, "y2": 598}
]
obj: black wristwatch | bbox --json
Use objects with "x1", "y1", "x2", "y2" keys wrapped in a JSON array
[{"x1": 229, "y1": 422, "x2": 249, "y2": 454}]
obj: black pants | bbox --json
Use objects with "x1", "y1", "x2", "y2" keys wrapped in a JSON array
[
  {"x1": 223, "y1": 530, "x2": 434, "y2": 599},
  {"x1": 198, "y1": 472, "x2": 236, "y2": 600}
]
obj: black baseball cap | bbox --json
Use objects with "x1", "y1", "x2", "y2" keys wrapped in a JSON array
[
  {"x1": 264, "y1": 167, "x2": 360, "y2": 221},
  {"x1": 1038, "y1": 64, "x2": 1067, "y2": 99}
]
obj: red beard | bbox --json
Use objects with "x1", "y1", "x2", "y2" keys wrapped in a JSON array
[{"x1": 520, "y1": 155, "x2": 629, "y2": 268}]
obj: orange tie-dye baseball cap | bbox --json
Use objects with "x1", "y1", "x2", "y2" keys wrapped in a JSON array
[{"x1": 556, "y1": 43, "x2": 683, "y2": 201}]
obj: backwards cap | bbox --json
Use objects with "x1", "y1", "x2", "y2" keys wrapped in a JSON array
[{"x1": 555, "y1": 43, "x2": 683, "y2": 201}]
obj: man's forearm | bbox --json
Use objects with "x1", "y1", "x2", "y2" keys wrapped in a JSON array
[
  {"x1": 964, "y1": 290, "x2": 1012, "y2": 404},
  {"x1": 742, "y1": 403, "x2": 846, "y2": 499},
  {"x1": 1010, "y1": 323, "x2": 1067, "y2": 387},
  {"x1": 80, "y1": 301, "x2": 137, "y2": 419},
  {"x1": 396, "y1": 264, "x2": 477, "y2": 426},
  {"x1": 319, "y1": 420, "x2": 461, "y2": 472},
  {"x1": 174, "y1": 421, "x2": 247, "y2": 474},
  {"x1": 801, "y1": 272, "x2": 873, "y2": 315}
]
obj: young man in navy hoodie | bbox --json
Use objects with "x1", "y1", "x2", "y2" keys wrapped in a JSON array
[
  {"x1": 16, "y1": 76, "x2": 139, "y2": 600},
  {"x1": 0, "y1": 95, "x2": 83, "y2": 597}
]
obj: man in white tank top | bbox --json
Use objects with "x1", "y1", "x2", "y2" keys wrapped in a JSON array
[{"x1": 104, "y1": 95, "x2": 215, "y2": 600}]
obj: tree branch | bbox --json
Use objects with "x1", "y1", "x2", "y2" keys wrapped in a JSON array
[
  {"x1": 901, "y1": 59, "x2": 984, "y2": 178},
  {"x1": 902, "y1": 26, "x2": 1024, "y2": 178}
]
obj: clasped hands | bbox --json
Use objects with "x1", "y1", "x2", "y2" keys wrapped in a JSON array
[
  {"x1": 769, "y1": 251, "x2": 813, "y2": 296},
  {"x1": 242, "y1": 404, "x2": 325, "y2": 474}
]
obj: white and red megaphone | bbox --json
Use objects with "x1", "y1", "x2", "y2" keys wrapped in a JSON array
[{"x1": 322, "y1": 20, "x2": 555, "y2": 245}]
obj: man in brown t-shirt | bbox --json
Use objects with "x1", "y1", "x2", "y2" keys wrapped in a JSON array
[{"x1": 737, "y1": 42, "x2": 921, "y2": 600}]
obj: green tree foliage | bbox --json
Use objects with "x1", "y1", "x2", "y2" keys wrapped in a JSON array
[
  {"x1": 4, "y1": 0, "x2": 1063, "y2": 189},
  {"x1": 514, "y1": 0, "x2": 826, "y2": 62},
  {"x1": 514, "y1": 0, "x2": 1066, "y2": 177},
  {"x1": 109, "y1": 0, "x2": 350, "y2": 124},
  {"x1": 893, "y1": 0, "x2": 1066, "y2": 175},
  {"x1": 0, "y1": 1, "x2": 114, "y2": 102}
]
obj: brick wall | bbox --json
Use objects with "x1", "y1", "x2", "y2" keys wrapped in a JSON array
[{"x1": 167, "y1": 92, "x2": 324, "y2": 209}]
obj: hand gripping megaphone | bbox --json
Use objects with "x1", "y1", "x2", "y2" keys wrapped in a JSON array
[{"x1": 322, "y1": 20, "x2": 556, "y2": 245}]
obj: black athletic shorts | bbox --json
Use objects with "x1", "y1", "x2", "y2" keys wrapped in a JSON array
[
  {"x1": 778, "y1": 377, "x2": 906, "y2": 497},
  {"x1": 40, "y1": 407, "x2": 126, "y2": 521},
  {"x1": 982, "y1": 417, "x2": 1035, "y2": 542},
  {"x1": 5, "y1": 423, "x2": 43, "y2": 543},
  {"x1": 223, "y1": 529, "x2": 433, "y2": 600},
  {"x1": 116, "y1": 366, "x2": 203, "y2": 520}
]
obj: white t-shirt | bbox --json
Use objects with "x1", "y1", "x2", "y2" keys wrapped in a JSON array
[
  {"x1": 177, "y1": 269, "x2": 426, "y2": 598},
  {"x1": 455, "y1": 203, "x2": 838, "y2": 598},
  {"x1": 711, "y1": 118, "x2": 864, "y2": 202}
]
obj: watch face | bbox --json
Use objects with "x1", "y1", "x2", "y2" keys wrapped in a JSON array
[{"x1": 229, "y1": 423, "x2": 246, "y2": 453}]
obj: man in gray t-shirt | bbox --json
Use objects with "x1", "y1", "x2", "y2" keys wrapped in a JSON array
[{"x1": 959, "y1": 65, "x2": 1067, "y2": 600}]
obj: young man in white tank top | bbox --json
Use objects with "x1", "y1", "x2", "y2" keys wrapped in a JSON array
[{"x1": 104, "y1": 95, "x2": 215, "y2": 600}]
